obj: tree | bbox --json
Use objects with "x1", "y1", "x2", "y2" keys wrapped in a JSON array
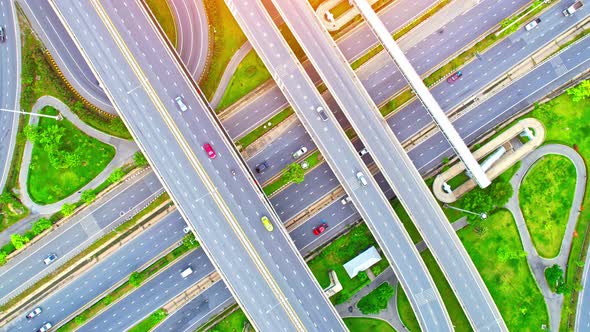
[
  {"x1": 282, "y1": 163, "x2": 305, "y2": 184},
  {"x1": 11, "y1": 234, "x2": 30, "y2": 250},
  {"x1": 61, "y1": 203, "x2": 76, "y2": 216},
  {"x1": 81, "y1": 190, "x2": 97, "y2": 204},
  {"x1": 31, "y1": 218, "x2": 52, "y2": 235},
  {"x1": 545, "y1": 264, "x2": 563, "y2": 288},
  {"x1": 488, "y1": 180, "x2": 514, "y2": 207},
  {"x1": 567, "y1": 80, "x2": 590, "y2": 102},
  {"x1": 129, "y1": 271, "x2": 144, "y2": 287},
  {"x1": 133, "y1": 151, "x2": 149, "y2": 167},
  {"x1": 532, "y1": 100, "x2": 558, "y2": 123},
  {"x1": 356, "y1": 282, "x2": 395, "y2": 314},
  {"x1": 108, "y1": 168, "x2": 125, "y2": 183}
]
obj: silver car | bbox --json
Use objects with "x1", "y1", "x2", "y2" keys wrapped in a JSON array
[
  {"x1": 174, "y1": 96, "x2": 188, "y2": 112},
  {"x1": 292, "y1": 147, "x2": 308, "y2": 159},
  {"x1": 356, "y1": 171, "x2": 368, "y2": 186}
]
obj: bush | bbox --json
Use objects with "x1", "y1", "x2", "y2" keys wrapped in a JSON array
[
  {"x1": 129, "y1": 271, "x2": 144, "y2": 287},
  {"x1": 81, "y1": 190, "x2": 97, "y2": 204},
  {"x1": 74, "y1": 314, "x2": 87, "y2": 324},
  {"x1": 0, "y1": 251, "x2": 7, "y2": 265},
  {"x1": 567, "y1": 80, "x2": 590, "y2": 102},
  {"x1": 133, "y1": 151, "x2": 149, "y2": 167},
  {"x1": 11, "y1": 234, "x2": 30, "y2": 250},
  {"x1": 108, "y1": 168, "x2": 125, "y2": 183},
  {"x1": 282, "y1": 163, "x2": 305, "y2": 184},
  {"x1": 357, "y1": 282, "x2": 395, "y2": 314},
  {"x1": 61, "y1": 203, "x2": 76, "y2": 216},
  {"x1": 31, "y1": 218, "x2": 52, "y2": 236}
]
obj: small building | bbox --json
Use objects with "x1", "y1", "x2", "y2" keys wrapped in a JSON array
[{"x1": 343, "y1": 246, "x2": 382, "y2": 279}]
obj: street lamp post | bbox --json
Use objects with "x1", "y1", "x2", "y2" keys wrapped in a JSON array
[
  {"x1": 0, "y1": 108, "x2": 62, "y2": 120},
  {"x1": 443, "y1": 203, "x2": 488, "y2": 220}
]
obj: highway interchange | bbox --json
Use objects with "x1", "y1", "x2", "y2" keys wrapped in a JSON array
[
  {"x1": 49, "y1": 0, "x2": 345, "y2": 330},
  {"x1": 0, "y1": 0, "x2": 589, "y2": 331}
]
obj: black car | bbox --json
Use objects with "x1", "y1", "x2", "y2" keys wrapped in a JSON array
[
  {"x1": 255, "y1": 161, "x2": 269, "y2": 173},
  {"x1": 0, "y1": 27, "x2": 5, "y2": 42}
]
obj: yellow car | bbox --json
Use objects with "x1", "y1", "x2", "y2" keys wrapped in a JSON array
[{"x1": 261, "y1": 216, "x2": 274, "y2": 232}]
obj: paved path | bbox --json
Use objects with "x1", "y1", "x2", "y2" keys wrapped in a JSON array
[
  {"x1": 17, "y1": 96, "x2": 138, "y2": 215},
  {"x1": 505, "y1": 144, "x2": 586, "y2": 332},
  {"x1": 210, "y1": 41, "x2": 253, "y2": 110}
]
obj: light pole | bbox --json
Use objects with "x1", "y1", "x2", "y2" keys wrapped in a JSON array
[
  {"x1": 443, "y1": 203, "x2": 488, "y2": 220},
  {"x1": 0, "y1": 108, "x2": 62, "y2": 120}
]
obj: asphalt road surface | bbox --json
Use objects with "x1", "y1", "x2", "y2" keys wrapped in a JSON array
[
  {"x1": 49, "y1": 0, "x2": 345, "y2": 330},
  {"x1": 167, "y1": 0, "x2": 209, "y2": 80},
  {"x1": 3, "y1": 212, "x2": 187, "y2": 332},
  {"x1": 0, "y1": 0, "x2": 20, "y2": 190},
  {"x1": 270, "y1": 0, "x2": 506, "y2": 330},
  {"x1": 226, "y1": 0, "x2": 452, "y2": 330},
  {"x1": 0, "y1": 170, "x2": 164, "y2": 305}
]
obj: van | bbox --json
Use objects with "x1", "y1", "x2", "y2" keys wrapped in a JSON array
[{"x1": 180, "y1": 267, "x2": 193, "y2": 278}]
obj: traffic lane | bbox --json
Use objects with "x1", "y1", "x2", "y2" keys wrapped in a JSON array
[
  {"x1": 232, "y1": 0, "x2": 451, "y2": 329},
  {"x1": 271, "y1": 0, "x2": 504, "y2": 328},
  {"x1": 107, "y1": 1, "x2": 345, "y2": 328},
  {"x1": 0, "y1": 171, "x2": 163, "y2": 304},
  {"x1": 68, "y1": 1, "x2": 342, "y2": 330},
  {"x1": 384, "y1": 2, "x2": 586, "y2": 142},
  {"x1": 235, "y1": 0, "x2": 533, "y2": 184},
  {"x1": 17, "y1": 0, "x2": 113, "y2": 113},
  {"x1": 167, "y1": 0, "x2": 209, "y2": 78},
  {"x1": 4, "y1": 212, "x2": 186, "y2": 332},
  {"x1": 83, "y1": 248, "x2": 214, "y2": 331},
  {"x1": 0, "y1": 0, "x2": 18, "y2": 190},
  {"x1": 414, "y1": 39, "x2": 590, "y2": 175},
  {"x1": 221, "y1": 0, "x2": 438, "y2": 139},
  {"x1": 153, "y1": 281, "x2": 233, "y2": 332}
]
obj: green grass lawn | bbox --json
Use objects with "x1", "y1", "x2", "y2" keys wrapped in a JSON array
[
  {"x1": 397, "y1": 250, "x2": 472, "y2": 332},
  {"x1": 144, "y1": 0, "x2": 177, "y2": 47},
  {"x1": 517, "y1": 89, "x2": 590, "y2": 330},
  {"x1": 209, "y1": 309, "x2": 249, "y2": 332},
  {"x1": 200, "y1": 0, "x2": 247, "y2": 101},
  {"x1": 519, "y1": 155, "x2": 576, "y2": 258},
  {"x1": 343, "y1": 317, "x2": 397, "y2": 332},
  {"x1": 460, "y1": 209, "x2": 548, "y2": 330},
  {"x1": 307, "y1": 222, "x2": 388, "y2": 304},
  {"x1": 27, "y1": 107, "x2": 115, "y2": 205},
  {"x1": 217, "y1": 50, "x2": 271, "y2": 110}
]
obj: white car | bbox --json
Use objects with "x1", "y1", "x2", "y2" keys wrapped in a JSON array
[
  {"x1": 183, "y1": 226, "x2": 191, "y2": 234},
  {"x1": 316, "y1": 106, "x2": 328, "y2": 121},
  {"x1": 43, "y1": 253, "x2": 57, "y2": 265},
  {"x1": 292, "y1": 147, "x2": 308, "y2": 159},
  {"x1": 340, "y1": 196, "x2": 352, "y2": 205},
  {"x1": 174, "y1": 96, "x2": 188, "y2": 112},
  {"x1": 38, "y1": 322, "x2": 52, "y2": 332},
  {"x1": 525, "y1": 18, "x2": 541, "y2": 31},
  {"x1": 356, "y1": 171, "x2": 368, "y2": 186},
  {"x1": 26, "y1": 307, "x2": 42, "y2": 320},
  {"x1": 358, "y1": 148, "x2": 368, "y2": 156}
]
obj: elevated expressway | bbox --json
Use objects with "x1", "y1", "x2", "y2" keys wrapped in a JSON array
[
  {"x1": 350, "y1": 0, "x2": 490, "y2": 188},
  {"x1": 225, "y1": 0, "x2": 452, "y2": 330},
  {"x1": 48, "y1": 0, "x2": 345, "y2": 330},
  {"x1": 269, "y1": 0, "x2": 507, "y2": 330}
]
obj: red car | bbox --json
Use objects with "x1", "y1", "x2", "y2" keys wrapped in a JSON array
[
  {"x1": 447, "y1": 70, "x2": 462, "y2": 83},
  {"x1": 313, "y1": 221, "x2": 328, "y2": 236},
  {"x1": 203, "y1": 143, "x2": 216, "y2": 159}
]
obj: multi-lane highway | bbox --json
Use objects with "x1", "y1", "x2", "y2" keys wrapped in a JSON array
[
  {"x1": 3, "y1": 212, "x2": 187, "y2": 332},
  {"x1": 226, "y1": 0, "x2": 453, "y2": 330},
  {"x1": 0, "y1": 170, "x2": 163, "y2": 304},
  {"x1": 0, "y1": 0, "x2": 20, "y2": 191},
  {"x1": 270, "y1": 0, "x2": 507, "y2": 330},
  {"x1": 49, "y1": 0, "x2": 345, "y2": 330}
]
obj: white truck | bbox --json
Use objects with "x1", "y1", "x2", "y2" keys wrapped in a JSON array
[{"x1": 563, "y1": 1, "x2": 583, "y2": 16}]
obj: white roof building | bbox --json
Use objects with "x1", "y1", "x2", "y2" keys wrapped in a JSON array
[{"x1": 343, "y1": 246, "x2": 382, "y2": 278}]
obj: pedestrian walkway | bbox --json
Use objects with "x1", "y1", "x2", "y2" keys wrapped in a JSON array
[
  {"x1": 210, "y1": 41, "x2": 253, "y2": 110},
  {"x1": 17, "y1": 96, "x2": 138, "y2": 215},
  {"x1": 505, "y1": 144, "x2": 586, "y2": 332}
]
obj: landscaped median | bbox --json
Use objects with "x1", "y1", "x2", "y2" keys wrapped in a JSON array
[
  {"x1": 263, "y1": 151, "x2": 324, "y2": 196},
  {"x1": 0, "y1": 192, "x2": 172, "y2": 325},
  {"x1": 57, "y1": 233, "x2": 199, "y2": 331}
]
